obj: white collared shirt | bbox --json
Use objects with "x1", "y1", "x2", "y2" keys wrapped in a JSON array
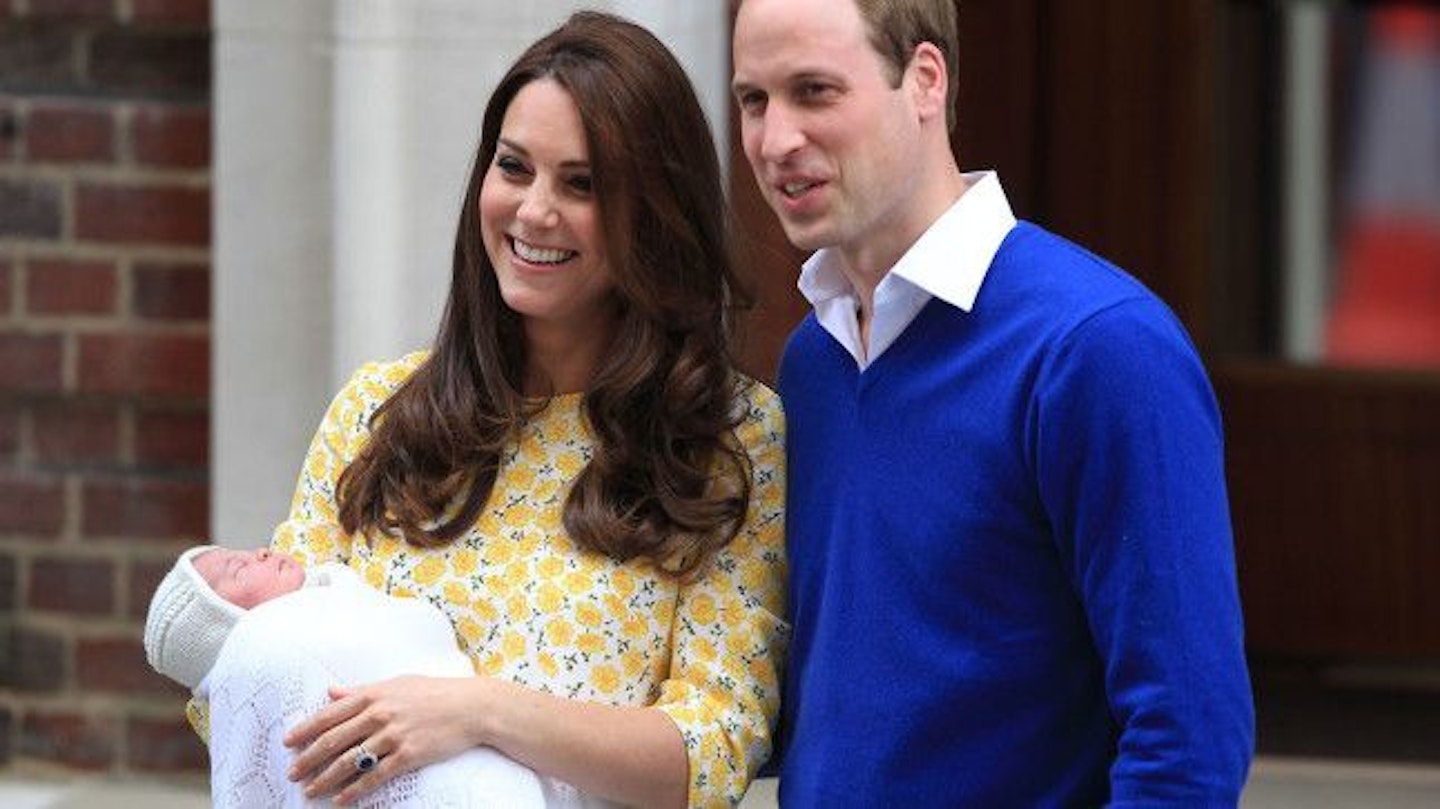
[{"x1": 797, "y1": 170, "x2": 1018, "y2": 369}]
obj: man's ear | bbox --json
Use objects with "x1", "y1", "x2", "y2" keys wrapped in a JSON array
[{"x1": 908, "y1": 42, "x2": 949, "y2": 124}]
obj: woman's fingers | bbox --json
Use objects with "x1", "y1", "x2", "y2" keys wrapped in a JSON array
[{"x1": 283, "y1": 690, "x2": 365, "y2": 749}]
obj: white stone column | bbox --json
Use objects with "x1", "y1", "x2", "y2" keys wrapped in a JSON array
[{"x1": 213, "y1": 0, "x2": 730, "y2": 544}]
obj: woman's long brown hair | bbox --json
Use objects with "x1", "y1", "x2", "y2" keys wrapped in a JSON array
[{"x1": 335, "y1": 11, "x2": 753, "y2": 576}]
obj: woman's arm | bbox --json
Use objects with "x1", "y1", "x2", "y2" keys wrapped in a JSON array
[{"x1": 285, "y1": 675, "x2": 688, "y2": 808}]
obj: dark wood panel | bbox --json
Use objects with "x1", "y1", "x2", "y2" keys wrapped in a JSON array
[{"x1": 1217, "y1": 362, "x2": 1440, "y2": 656}]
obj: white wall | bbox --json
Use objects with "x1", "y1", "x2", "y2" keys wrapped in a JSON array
[{"x1": 213, "y1": 0, "x2": 730, "y2": 545}]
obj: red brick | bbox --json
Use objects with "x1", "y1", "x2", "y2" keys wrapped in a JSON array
[
  {"x1": 127, "y1": 714, "x2": 207, "y2": 773},
  {"x1": 135, "y1": 406, "x2": 207, "y2": 466},
  {"x1": 132, "y1": 261, "x2": 208, "y2": 321},
  {"x1": 27, "y1": 257, "x2": 118, "y2": 315},
  {"x1": 0, "y1": 258, "x2": 12, "y2": 312},
  {"x1": 0, "y1": 471, "x2": 65, "y2": 536},
  {"x1": 77, "y1": 333, "x2": 209, "y2": 396},
  {"x1": 82, "y1": 476, "x2": 208, "y2": 539},
  {"x1": 131, "y1": 0, "x2": 208, "y2": 26},
  {"x1": 29, "y1": 557, "x2": 115, "y2": 615},
  {"x1": 89, "y1": 31, "x2": 209, "y2": 99},
  {"x1": 77, "y1": 636, "x2": 178, "y2": 695},
  {"x1": 0, "y1": 401, "x2": 19, "y2": 459},
  {"x1": 27, "y1": 0, "x2": 113, "y2": 22},
  {"x1": 0, "y1": 177, "x2": 62, "y2": 239},
  {"x1": 19, "y1": 710, "x2": 116, "y2": 770},
  {"x1": 0, "y1": 332, "x2": 63, "y2": 393},
  {"x1": 130, "y1": 104, "x2": 208, "y2": 169},
  {"x1": 0, "y1": 625, "x2": 67, "y2": 692},
  {"x1": 75, "y1": 183, "x2": 209, "y2": 247},
  {"x1": 127, "y1": 556, "x2": 172, "y2": 619},
  {"x1": 26, "y1": 103, "x2": 114, "y2": 163},
  {"x1": 33, "y1": 401, "x2": 121, "y2": 465},
  {"x1": 0, "y1": 552, "x2": 14, "y2": 608}
]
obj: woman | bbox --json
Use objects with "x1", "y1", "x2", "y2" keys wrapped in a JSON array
[{"x1": 270, "y1": 11, "x2": 786, "y2": 809}]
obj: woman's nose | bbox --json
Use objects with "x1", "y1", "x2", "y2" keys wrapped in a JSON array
[{"x1": 517, "y1": 186, "x2": 560, "y2": 228}]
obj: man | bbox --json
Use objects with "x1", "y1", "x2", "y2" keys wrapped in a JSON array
[{"x1": 731, "y1": 0, "x2": 1254, "y2": 805}]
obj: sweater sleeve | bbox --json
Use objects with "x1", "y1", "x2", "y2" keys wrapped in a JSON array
[
  {"x1": 1033, "y1": 299, "x2": 1254, "y2": 804},
  {"x1": 653, "y1": 383, "x2": 789, "y2": 808}
]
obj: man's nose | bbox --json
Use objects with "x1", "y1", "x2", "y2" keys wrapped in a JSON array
[{"x1": 757, "y1": 103, "x2": 806, "y2": 163}]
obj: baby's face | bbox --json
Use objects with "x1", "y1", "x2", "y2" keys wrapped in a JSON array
[{"x1": 193, "y1": 548, "x2": 305, "y2": 608}]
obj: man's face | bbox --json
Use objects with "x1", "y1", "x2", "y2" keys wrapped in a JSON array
[
  {"x1": 192, "y1": 547, "x2": 305, "y2": 609},
  {"x1": 732, "y1": 0, "x2": 926, "y2": 265}
]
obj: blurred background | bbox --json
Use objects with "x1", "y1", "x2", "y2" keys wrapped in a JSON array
[{"x1": 0, "y1": 0, "x2": 1437, "y2": 805}]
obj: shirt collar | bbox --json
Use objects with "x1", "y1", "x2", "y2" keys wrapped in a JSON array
[{"x1": 796, "y1": 170, "x2": 1017, "y2": 313}]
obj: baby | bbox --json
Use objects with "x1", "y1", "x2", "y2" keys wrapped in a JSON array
[{"x1": 144, "y1": 545, "x2": 546, "y2": 809}]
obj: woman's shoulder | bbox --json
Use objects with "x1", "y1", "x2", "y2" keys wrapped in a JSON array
[
  {"x1": 730, "y1": 373, "x2": 784, "y2": 441},
  {"x1": 338, "y1": 350, "x2": 430, "y2": 404}
]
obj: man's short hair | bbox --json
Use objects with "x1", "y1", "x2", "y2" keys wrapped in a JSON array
[{"x1": 855, "y1": 0, "x2": 960, "y2": 132}]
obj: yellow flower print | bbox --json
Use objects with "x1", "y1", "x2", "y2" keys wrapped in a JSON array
[
  {"x1": 574, "y1": 602, "x2": 602, "y2": 628},
  {"x1": 546, "y1": 619, "x2": 575, "y2": 647},
  {"x1": 505, "y1": 593, "x2": 528, "y2": 622},
  {"x1": 392, "y1": 586, "x2": 414, "y2": 599},
  {"x1": 688, "y1": 594, "x2": 718, "y2": 626},
  {"x1": 691, "y1": 637, "x2": 717, "y2": 664},
  {"x1": 538, "y1": 653, "x2": 559, "y2": 679},
  {"x1": 443, "y1": 580, "x2": 469, "y2": 606},
  {"x1": 720, "y1": 594, "x2": 745, "y2": 629},
  {"x1": 563, "y1": 569, "x2": 593, "y2": 596},
  {"x1": 478, "y1": 652, "x2": 505, "y2": 676},
  {"x1": 455, "y1": 617, "x2": 483, "y2": 646},
  {"x1": 577, "y1": 633, "x2": 606, "y2": 655},
  {"x1": 748, "y1": 655, "x2": 776, "y2": 688},
  {"x1": 451, "y1": 549, "x2": 478, "y2": 577},
  {"x1": 501, "y1": 631, "x2": 527, "y2": 659},
  {"x1": 555, "y1": 451, "x2": 584, "y2": 478},
  {"x1": 365, "y1": 565, "x2": 384, "y2": 590},
  {"x1": 622, "y1": 616, "x2": 648, "y2": 641},
  {"x1": 473, "y1": 597, "x2": 499, "y2": 624},
  {"x1": 591, "y1": 664, "x2": 619, "y2": 694},
  {"x1": 740, "y1": 558, "x2": 768, "y2": 592},
  {"x1": 536, "y1": 581, "x2": 565, "y2": 613},
  {"x1": 621, "y1": 649, "x2": 645, "y2": 678},
  {"x1": 413, "y1": 556, "x2": 446, "y2": 587},
  {"x1": 509, "y1": 464, "x2": 537, "y2": 490},
  {"x1": 503, "y1": 502, "x2": 536, "y2": 528},
  {"x1": 503, "y1": 561, "x2": 529, "y2": 590},
  {"x1": 610, "y1": 568, "x2": 636, "y2": 599},
  {"x1": 483, "y1": 539, "x2": 515, "y2": 567},
  {"x1": 538, "y1": 556, "x2": 565, "y2": 579}
]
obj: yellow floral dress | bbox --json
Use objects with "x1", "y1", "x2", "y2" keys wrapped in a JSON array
[{"x1": 270, "y1": 352, "x2": 788, "y2": 808}]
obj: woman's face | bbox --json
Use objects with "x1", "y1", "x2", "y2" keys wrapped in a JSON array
[{"x1": 479, "y1": 78, "x2": 616, "y2": 340}]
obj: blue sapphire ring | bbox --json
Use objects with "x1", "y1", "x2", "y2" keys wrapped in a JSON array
[{"x1": 354, "y1": 743, "x2": 380, "y2": 774}]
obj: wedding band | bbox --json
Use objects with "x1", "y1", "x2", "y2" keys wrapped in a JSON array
[{"x1": 354, "y1": 743, "x2": 380, "y2": 774}]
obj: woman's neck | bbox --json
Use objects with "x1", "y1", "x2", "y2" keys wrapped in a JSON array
[{"x1": 522, "y1": 314, "x2": 617, "y2": 397}]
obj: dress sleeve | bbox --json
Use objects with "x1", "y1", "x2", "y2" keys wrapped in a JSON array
[
  {"x1": 270, "y1": 354, "x2": 426, "y2": 565},
  {"x1": 653, "y1": 383, "x2": 789, "y2": 808}
]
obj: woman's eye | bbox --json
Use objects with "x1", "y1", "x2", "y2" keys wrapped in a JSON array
[
  {"x1": 496, "y1": 155, "x2": 528, "y2": 176},
  {"x1": 567, "y1": 175, "x2": 593, "y2": 194}
]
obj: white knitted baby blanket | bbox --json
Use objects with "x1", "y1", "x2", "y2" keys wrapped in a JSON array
[{"x1": 199, "y1": 564, "x2": 547, "y2": 808}]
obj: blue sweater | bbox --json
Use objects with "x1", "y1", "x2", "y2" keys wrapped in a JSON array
[{"x1": 776, "y1": 223, "x2": 1253, "y2": 807}]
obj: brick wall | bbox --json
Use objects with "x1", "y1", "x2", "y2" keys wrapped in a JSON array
[{"x1": 0, "y1": 0, "x2": 210, "y2": 781}]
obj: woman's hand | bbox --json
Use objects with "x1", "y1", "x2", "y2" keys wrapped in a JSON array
[{"x1": 284, "y1": 675, "x2": 485, "y2": 806}]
